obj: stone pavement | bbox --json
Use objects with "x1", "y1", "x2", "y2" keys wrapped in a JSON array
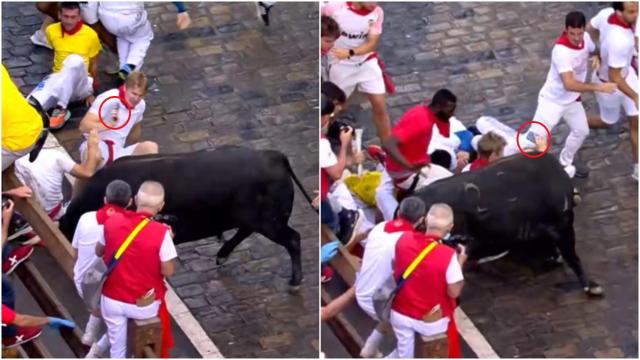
[
  {"x1": 2, "y1": 2, "x2": 319, "y2": 358},
  {"x1": 344, "y1": 2, "x2": 637, "y2": 358}
]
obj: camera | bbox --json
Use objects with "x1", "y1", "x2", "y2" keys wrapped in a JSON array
[
  {"x1": 327, "y1": 114, "x2": 357, "y2": 151},
  {"x1": 2, "y1": 197, "x2": 9, "y2": 210},
  {"x1": 152, "y1": 213, "x2": 178, "y2": 225},
  {"x1": 440, "y1": 234, "x2": 471, "y2": 250}
]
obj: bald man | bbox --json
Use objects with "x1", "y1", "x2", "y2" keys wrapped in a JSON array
[
  {"x1": 96, "y1": 181, "x2": 177, "y2": 358},
  {"x1": 390, "y1": 203, "x2": 466, "y2": 358}
]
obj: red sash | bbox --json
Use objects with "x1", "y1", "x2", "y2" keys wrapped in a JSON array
[
  {"x1": 365, "y1": 52, "x2": 395, "y2": 94},
  {"x1": 159, "y1": 298, "x2": 174, "y2": 358},
  {"x1": 104, "y1": 140, "x2": 115, "y2": 165}
]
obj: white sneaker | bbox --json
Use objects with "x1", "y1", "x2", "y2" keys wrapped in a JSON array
[
  {"x1": 563, "y1": 165, "x2": 576, "y2": 178},
  {"x1": 81, "y1": 317, "x2": 100, "y2": 346},
  {"x1": 85, "y1": 343, "x2": 106, "y2": 358},
  {"x1": 30, "y1": 30, "x2": 52, "y2": 49},
  {"x1": 632, "y1": 164, "x2": 638, "y2": 181},
  {"x1": 359, "y1": 346, "x2": 383, "y2": 358}
]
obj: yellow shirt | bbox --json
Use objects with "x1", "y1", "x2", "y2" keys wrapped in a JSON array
[
  {"x1": 45, "y1": 23, "x2": 101, "y2": 73},
  {"x1": 2, "y1": 65, "x2": 43, "y2": 151}
]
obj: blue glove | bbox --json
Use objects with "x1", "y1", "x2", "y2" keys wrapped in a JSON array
[
  {"x1": 455, "y1": 130, "x2": 474, "y2": 152},
  {"x1": 48, "y1": 317, "x2": 76, "y2": 329},
  {"x1": 321, "y1": 241, "x2": 341, "y2": 264}
]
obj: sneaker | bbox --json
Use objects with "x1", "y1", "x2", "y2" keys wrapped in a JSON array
[
  {"x1": 321, "y1": 266, "x2": 333, "y2": 283},
  {"x1": 81, "y1": 316, "x2": 101, "y2": 346},
  {"x1": 563, "y1": 165, "x2": 576, "y2": 178},
  {"x1": 633, "y1": 164, "x2": 638, "y2": 181},
  {"x1": 359, "y1": 346, "x2": 383, "y2": 358},
  {"x1": 49, "y1": 108, "x2": 71, "y2": 130},
  {"x1": 366, "y1": 145, "x2": 386, "y2": 164},
  {"x1": 2, "y1": 326, "x2": 43, "y2": 348},
  {"x1": 30, "y1": 30, "x2": 52, "y2": 49},
  {"x1": 337, "y1": 209, "x2": 363, "y2": 247},
  {"x1": 118, "y1": 64, "x2": 134, "y2": 81},
  {"x1": 2, "y1": 245, "x2": 34, "y2": 275},
  {"x1": 256, "y1": 2, "x2": 273, "y2": 26},
  {"x1": 85, "y1": 341, "x2": 109, "y2": 358}
]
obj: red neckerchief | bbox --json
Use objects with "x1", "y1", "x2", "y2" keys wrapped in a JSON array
[
  {"x1": 118, "y1": 85, "x2": 134, "y2": 110},
  {"x1": 96, "y1": 204, "x2": 128, "y2": 225},
  {"x1": 347, "y1": 2, "x2": 375, "y2": 16},
  {"x1": 555, "y1": 31, "x2": 583, "y2": 50},
  {"x1": 607, "y1": 12, "x2": 632, "y2": 30},
  {"x1": 383, "y1": 218, "x2": 414, "y2": 233},
  {"x1": 470, "y1": 157, "x2": 490, "y2": 171},
  {"x1": 62, "y1": 20, "x2": 84, "y2": 37}
]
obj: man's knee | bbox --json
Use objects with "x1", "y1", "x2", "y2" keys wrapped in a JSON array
[
  {"x1": 138, "y1": 141, "x2": 158, "y2": 154},
  {"x1": 63, "y1": 54, "x2": 86, "y2": 71}
]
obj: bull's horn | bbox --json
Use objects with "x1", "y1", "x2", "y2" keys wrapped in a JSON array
[{"x1": 572, "y1": 188, "x2": 582, "y2": 206}]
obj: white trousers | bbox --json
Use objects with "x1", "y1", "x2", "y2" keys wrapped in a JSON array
[
  {"x1": 531, "y1": 96, "x2": 589, "y2": 167},
  {"x1": 28, "y1": 54, "x2": 93, "y2": 110},
  {"x1": 475, "y1": 116, "x2": 522, "y2": 156},
  {"x1": 594, "y1": 71, "x2": 639, "y2": 124},
  {"x1": 98, "y1": 7, "x2": 154, "y2": 69},
  {"x1": 79, "y1": 140, "x2": 138, "y2": 170},
  {"x1": 390, "y1": 309, "x2": 449, "y2": 358},
  {"x1": 375, "y1": 165, "x2": 453, "y2": 221},
  {"x1": 100, "y1": 295, "x2": 160, "y2": 358},
  {"x1": 329, "y1": 60, "x2": 385, "y2": 98}
]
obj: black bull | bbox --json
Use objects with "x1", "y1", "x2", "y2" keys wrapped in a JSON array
[
  {"x1": 412, "y1": 153, "x2": 603, "y2": 296},
  {"x1": 60, "y1": 147, "x2": 315, "y2": 290}
]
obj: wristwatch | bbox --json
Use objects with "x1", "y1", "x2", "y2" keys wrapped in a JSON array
[{"x1": 348, "y1": 49, "x2": 355, "y2": 58}]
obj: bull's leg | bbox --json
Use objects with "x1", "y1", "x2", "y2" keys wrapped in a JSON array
[
  {"x1": 257, "y1": 225, "x2": 303, "y2": 292},
  {"x1": 216, "y1": 228, "x2": 253, "y2": 265},
  {"x1": 551, "y1": 225, "x2": 603, "y2": 296}
]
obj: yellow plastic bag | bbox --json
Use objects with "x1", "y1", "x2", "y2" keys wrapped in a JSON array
[{"x1": 344, "y1": 171, "x2": 382, "y2": 207}]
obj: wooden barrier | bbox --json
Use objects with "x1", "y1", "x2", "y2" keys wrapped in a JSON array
[
  {"x1": 127, "y1": 318, "x2": 162, "y2": 358},
  {"x1": 3, "y1": 168, "x2": 160, "y2": 358},
  {"x1": 322, "y1": 222, "x2": 451, "y2": 358},
  {"x1": 15, "y1": 262, "x2": 87, "y2": 357}
]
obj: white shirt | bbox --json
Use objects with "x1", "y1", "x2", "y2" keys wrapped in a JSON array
[
  {"x1": 355, "y1": 221, "x2": 405, "y2": 302},
  {"x1": 97, "y1": 223, "x2": 178, "y2": 262},
  {"x1": 14, "y1": 150, "x2": 76, "y2": 214},
  {"x1": 88, "y1": 88, "x2": 145, "y2": 147},
  {"x1": 445, "y1": 253, "x2": 464, "y2": 284},
  {"x1": 539, "y1": 33, "x2": 596, "y2": 105},
  {"x1": 322, "y1": 1, "x2": 384, "y2": 66},
  {"x1": 320, "y1": 137, "x2": 337, "y2": 169},
  {"x1": 72, "y1": 211, "x2": 103, "y2": 287},
  {"x1": 99, "y1": 2, "x2": 145, "y2": 12},
  {"x1": 591, "y1": 8, "x2": 635, "y2": 81},
  {"x1": 429, "y1": 117, "x2": 466, "y2": 155}
]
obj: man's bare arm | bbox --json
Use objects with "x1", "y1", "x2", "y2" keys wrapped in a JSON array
[{"x1": 610, "y1": 67, "x2": 638, "y2": 104}]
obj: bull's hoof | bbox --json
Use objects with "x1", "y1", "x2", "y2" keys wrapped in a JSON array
[
  {"x1": 288, "y1": 278, "x2": 303, "y2": 294},
  {"x1": 216, "y1": 256, "x2": 228, "y2": 265},
  {"x1": 584, "y1": 281, "x2": 604, "y2": 297}
]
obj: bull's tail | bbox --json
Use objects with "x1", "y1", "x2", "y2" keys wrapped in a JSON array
[{"x1": 281, "y1": 154, "x2": 318, "y2": 213}]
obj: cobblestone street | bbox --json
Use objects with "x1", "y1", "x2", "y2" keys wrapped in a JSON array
[
  {"x1": 345, "y1": 2, "x2": 637, "y2": 357},
  {"x1": 2, "y1": 2, "x2": 318, "y2": 357}
]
